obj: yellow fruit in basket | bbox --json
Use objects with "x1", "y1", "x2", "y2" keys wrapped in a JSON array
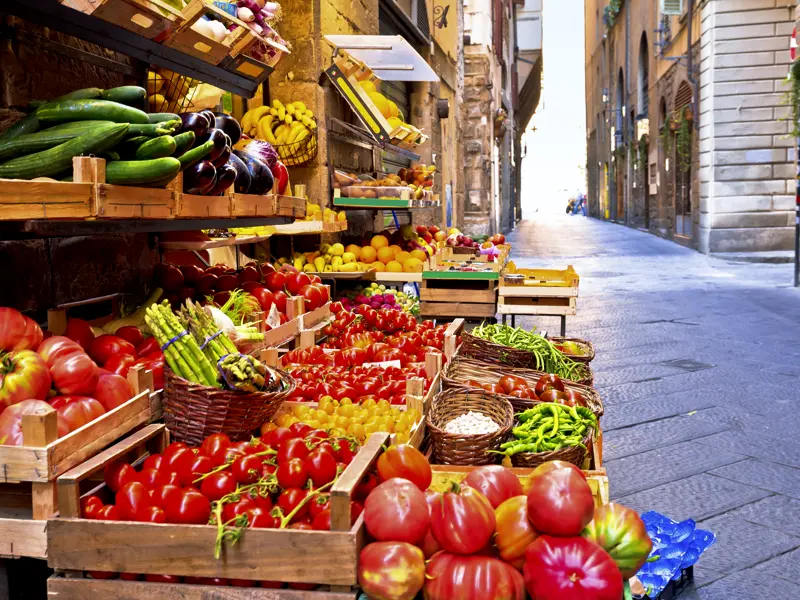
[
  {"x1": 359, "y1": 81, "x2": 377, "y2": 94},
  {"x1": 330, "y1": 243, "x2": 345, "y2": 256},
  {"x1": 410, "y1": 249, "x2": 427, "y2": 262},
  {"x1": 342, "y1": 252, "x2": 356, "y2": 264},
  {"x1": 165, "y1": 76, "x2": 191, "y2": 101},
  {"x1": 337, "y1": 211, "x2": 347, "y2": 222},
  {"x1": 387, "y1": 101, "x2": 400, "y2": 119},
  {"x1": 372, "y1": 262, "x2": 386, "y2": 272},
  {"x1": 149, "y1": 94, "x2": 168, "y2": 112},
  {"x1": 386, "y1": 260, "x2": 403, "y2": 273},
  {"x1": 370, "y1": 235, "x2": 389, "y2": 250},
  {"x1": 147, "y1": 73, "x2": 165, "y2": 95},
  {"x1": 394, "y1": 251, "x2": 411, "y2": 265},
  {"x1": 387, "y1": 117, "x2": 404, "y2": 131},
  {"x1": 368, "y1": 92, "x2": 391, "y2": 118},
  {"x1": 345, "y1": 244, "x2": 362, "y2": 260},
  {"x1": 403, "y1": 257, "x2": 424, "y2": 272},
  {"x1": 377, "y1": 246, "x2": 395, "y2": 264},
  {"x1": 360, "y1": 246, "x2": 377, "y2": 264}
]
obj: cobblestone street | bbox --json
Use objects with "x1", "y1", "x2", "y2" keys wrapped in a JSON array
[{"x1": 506, "y1": 214, "x2": 800, "y2": 598}]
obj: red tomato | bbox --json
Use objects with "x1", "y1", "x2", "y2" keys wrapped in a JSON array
[
  {"x1": 89, "y1": 335, "x2": 136, "y2": 365},
  {"x1": 531, "y1": 460, "x2": 587, "y2": 481},
  {"x1": 115, "y1": 326, "x2": 144, "y2": 348},
  {"x1": 162, "y1": 441, "x2": 188, "y2": 462},
  {"x1": 462, "y1": 465, "x2": 524, "y2": 509},
  {"x1": 55, "y1": 396, "x2": 105, "y2": 432},
  {"x1": 185, "y1": 454, "x2": 213, "y2": 486},
  {"x1": 245, "y1": 489, "x2": 274, "y2": 512},
  {"x1": 288, "y1": 422, "x2": 313, "y2": 438},
  {"x1": 136, "y1": 337, "x2": 160, "y2": 357},
  {"x1": 261, "y1": 426, "x2": 294, "y2": 450},
  {"x1": 286, "y1": 272, "x2": 311, "y2": 295},
  {"x1": 376, "y1": 444, "x2": 432, "y2": 491},
  {"x1": 277, "y1": 488, "x2": 308, "y2": 521},
  {"x1": 0, "y1": 308, "x2": 28, "y2": 351},
  {"x1": 51, "y1": 351, "x2": 98, "y2": 396},
  {"x1": 104, "y1": 353, "x2": 135, "y2": 377},
  {"x1": 142, "y1": 454, "x2": 163, "y2": 471},
  {"x1": 251, "y1": 287, "x2": 274, "y2": 312},
  {"x1": 37, "y1": 336, "x2": 83, "y2": 368},
  {"x1": 534, "y1": 374, "x2": 565, "y2": 397},
  {"x1": 135, "y1": 468, "x2": 166, "y2": 490},
  {"x1": 336, "y1": 439, "x2": 359, "y2": 465},
  {"x1": 222, "y1": 497, "x2": 256, "y2": 523},
  {"x1": 276, "y1": 457, "x2": 309, "y2": 489},
  {"x1": 200, "y1": 471, "x2": 236, "y2": 501},
  {"x1": 265, "y1": 271, "x2": 287, "y2": 293},
  {"x1": 306, "y1": 449, "x2": 338, "y2": 488},
  {"x1": 424, "y1": 553, "x2": 526, "y2": 600},
  {"x1": 308, "y1": 493, "x2": 331, "y2": 520},
  {"x1": 523, "y1": 536, "x2": 624, "y2": 600},
  {"x1": 88, "y1": 571, "x2": 117, "y2": 580},
  {"x1": 526, "y1": 466, "x2": 595, "y2": 537},
  {"x1": 582, "y1": 502, "x2": 653, "y2": 579},
  {"x1": 495, "y1": 495, "x2": 539, "y2": 570},
  {"x1": 311, "y1": 509, "x2": 331, "y2": 531},
  {"x1": 95, "y1": 505, "x2": 121, "y2": 521},
  {"x1": 119, "y1": 573, "x2": 141, "y2": 581},
  {"x1": 358, "y1": 541, "x2": 425, "y2": 600},
  {"x1": 277, "y1": 438, "x2": 309, "y2": 463},
  {"x1": 229, "y1": 579, "x2": 255, "y2": 587},
  {"x1": 94, "y1": 373, "x2": 134, "y2": 411},
  {"x1": 139, "y1": 505, "x2": 167, "y2": 523},
  {"x1": 131, "y1": 354, "x2": 164, "y2": 390},
  {"x1": 430, "y1": 484, "x2": 496, "y2": 554},
  {"x1": 165, "y1": 489, "x2": 211, "y2": 524},
  {"x1": 364, "y1": 478, "x2": 429, "y2": 545},
  {"x1": 248, "y1": 507, "x2": 280, "y2": 528},
  {"x1": 232, "y1": 454, "x2": 263, "y2": 485},
  {"x1": 65, "y1": 318, "x2": 94, "y2": 350},
  {"x1": 104, "y1": 461, "x2": 136, "y2": 493},
  {"x1": 498, "y1": 375, "x2": 527, "y2": 394},
  {"x1": 81, "y1": 495, "x2": 104, "y2": 519},
  {"x1": 145, "y1": 575, "x2": 182, "y2": 584},
  {"x1": 200, "y1": 433, "x2": 232, "y2": 467},
  {"x1": 116, "y1": 481, "x2": 153, "y2": 520},
  {"x1": 185, "y1": 576, "x2": 228, "y2": 585},
  {"x1": 0, "y1": 350, "x2": 52, "y2": 410}
]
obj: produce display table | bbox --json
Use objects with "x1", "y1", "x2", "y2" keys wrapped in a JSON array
[
  {"x1": 419, "y1": 271, "x2": 499, "y2": 320},
  {"x1": 498, "y1": 265, "x2": 580, "y2": 336}
]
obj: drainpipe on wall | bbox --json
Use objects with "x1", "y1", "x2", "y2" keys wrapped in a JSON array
[
  {"x1": 625, "y1": 0, "x2": 631, "y2": 225},
  {"x1": 687, "y1": 0, "x2": 698, "y2": 124}
]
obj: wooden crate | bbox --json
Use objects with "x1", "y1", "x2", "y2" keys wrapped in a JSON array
[
  {"x1": 47, "y1": 576, "x2": 358, "y2": 599},
  {"x1": 500, "y1": 264, "x2": 580, "y2": 298},
  {"x1": 419, "y1": 279, "x2": 497, "y2": 320},
  {"x1": 497, "y1": 296, "x2": 577, "y2": 316},
  {"x1": 0, "y1": 178, "x2": 93, "y2": 220},
  {"x1": 47, "y1": 426, "x2": 389, "y2": 588},
  {"x1": 429, "y1": 467, "x2": 609, "y2": 507},
  {"x1": 60, "y1": 0, "x2": 182, "y2": 40},
  {"x1": 276, "y1": 195, "x2": 307, "y2": 218},
  {"x1": 0, "y1": 386, "x2": 154, "y2": 559},
  {"x1": 230, "y1": 192, "x2": 278, "y2": 218},
  {"x1": 165, "y1": 0, "x2": 250, "y2": 66}
]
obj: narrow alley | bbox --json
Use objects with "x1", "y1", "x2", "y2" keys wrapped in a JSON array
[{"x1": 507, "y1": 215, "x2": 800, "y2": 598}]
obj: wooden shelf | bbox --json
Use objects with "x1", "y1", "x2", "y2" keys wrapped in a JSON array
[{"x1": 333, "y1": 197, "x2": 440, "y2": 209}]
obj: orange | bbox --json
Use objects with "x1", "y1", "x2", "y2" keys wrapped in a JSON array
[
  {"x1": 394, "y1": 251, "x2": 411, "y2": 264},
  {"x1": 403, "y1": 257, "x2": 423, "y2": 272},
  {"x1": 377, "y1": 246, "x2": 395, "y2": 264},
  {"x1": 345, "y1": 244, "x2": 362, "y2": 260},
  {"x1": 361, "y1": 246, "x2": 377, "y2": 264},
  {"x1": 410, "y1": 249, "x2": 427, "y2": 262},
  {"x1": 386, "y1": 260, "x2": 403, "y2": 273},
  {"x1": 389, "y1": 244, "x2": 403, "y2": 255},
  {"x1": 372, "y1": 261, "x2": 386, "y2": 272},
  {"x1": 370, "y1": 235, "x2": 389, "y2": 250}
]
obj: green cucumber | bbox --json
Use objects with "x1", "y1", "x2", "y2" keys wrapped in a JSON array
[
  {"x1": 0, "y1": 113, "x2": 40, "y2": 143},
  {"x1": 106, "y1": 157, "x2": 180, "y2": 185},
  {"x1": 127, "y1": 121, "x2": 180, "y2": 137},
  {"x1": 0, "y1": 123, "x2": 129, "y2": 180},
  {"x1": 43, "y1": 120, "x2": 115, "y2": 133},
  {"x1": 37, "y1": 99, "x2": 149, "y2": 125},
  {"x1": 172, "y1": 131, "x2": 195, "y2": 156},
  {"x1": 56, "y1": 88, "x2": 105, "y2": 102},
  {"x1": 147, "y1": 112, "x2": 181, "y2": 124},
  {"x1": 135, "y1": 135, "x2": 176, "y2": 160},
  {"x1": 99, "y1": 151, "x2": 121, "y2": 161},
  {"x1": 0, "y1": 121, "x2": 110, "y2": 161},
  {"x1": 178, "y1": 140, "x2": 214, "y2": 170},
  {"x1": 116, "y1": 136, "x2": 150, "y2": 158},
  {"x1": 101, "y1": 86, "x2": 147, "y2": 106}
]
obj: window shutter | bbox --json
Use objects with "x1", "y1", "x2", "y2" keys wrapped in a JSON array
[{"x1": 660, "y1": 0, "x2": 683, "y2": 16}]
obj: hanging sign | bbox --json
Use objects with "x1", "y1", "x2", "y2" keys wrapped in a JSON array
[{"x1": 433, "y1": 0, "x2": 458, "y2": 61}]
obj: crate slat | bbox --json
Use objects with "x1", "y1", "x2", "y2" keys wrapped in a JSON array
[{"x1": 497, "y1": 296, "x2": 577, "y2": 316}]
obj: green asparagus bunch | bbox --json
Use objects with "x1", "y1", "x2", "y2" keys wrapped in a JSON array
[
  {"x1": 179, "y1": 299, "x2": 238, "y2": 364},
  {"x1": 145, "y1": 301, "x2": 221, "y2": 388}
]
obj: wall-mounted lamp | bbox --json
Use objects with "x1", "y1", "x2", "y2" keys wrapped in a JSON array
[{"x1": 437, "y1": 99, "x2": 450, "y2": 119}]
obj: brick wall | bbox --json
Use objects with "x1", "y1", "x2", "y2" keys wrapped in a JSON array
[{"x1": 698, "y1": 1, "x2": 795, "y2": 252}]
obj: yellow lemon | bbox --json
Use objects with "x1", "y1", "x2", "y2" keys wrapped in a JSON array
[
  {"x1": 345, "y1": 244, "x2": 362, "y2": 260},
  {"x1": 358, "y1": 80, "x2": 377, "y2": 94},
  {"x1": 386, "y1": 260, "x2": 403, "y2": 273},
  {"x1": 387, "y1": 100, "x2": 399, "y2": 119},
  {"x1": 330, "y1": 243, "x2": 345, "y2": 256},
  {"x1": 368, "y1": 92, "x2": 391, "y2": 118},
  {"x1": 370, "y1": 235, "x2": 389, "y2": 250},
  {"x1": 337, "y1": 211, "x2": 347, "y2": 222},
  {"x1": 403, "y1": 257, "x2": 424, "y2": 272},
  {"x1": 342, "y1": 252, "x2": 356, "y2": 264}
]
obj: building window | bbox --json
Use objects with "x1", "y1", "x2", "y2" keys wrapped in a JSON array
[{"x1": 638, "y1": 33, "x2": 649, "y2": 117}]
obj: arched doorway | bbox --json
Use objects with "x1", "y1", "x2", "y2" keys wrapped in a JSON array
[
  {"x1": 638, "y1": 33, "x2": 650, "y2": 228},
  {"x1": 674, "y1": 81, "x2": 693, "y2": 238},
  {"x1": 638, "y1": 34, "x2": 649, "y2": 118}
]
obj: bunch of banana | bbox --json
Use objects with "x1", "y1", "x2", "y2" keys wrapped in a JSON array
[{"x1": 241, "y1": 100, "x2": 317, "y2": 166}]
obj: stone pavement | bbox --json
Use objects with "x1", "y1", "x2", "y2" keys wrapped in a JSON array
[{"x1": 505, "y1": 214, "x2": 800, "y2": 599}]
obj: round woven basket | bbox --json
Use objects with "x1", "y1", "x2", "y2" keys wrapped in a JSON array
[
  {"x1": 548, "y1": 337, "x2": 595, "y2": 364},
  {"x1": 163, "y1": 366, "x2": 296, "y2": 446},
  {"x1": 427, "y1": 388, "x2": 514, "y2": 466},
  {"x1": 442, "y1": 352, "x2": 604, "y2": 417},
  {"x1": 460, "y1": 331, "x2": 593, "y2": 385},
  {"x1": 510, "y1": 428, "x2": 594, "y2": 469}
]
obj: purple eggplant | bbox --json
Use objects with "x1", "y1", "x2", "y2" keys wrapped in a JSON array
[
  {"x1": 214, "y1": 112, "x2": 242, "y2": 145},
  {"x1": 199, "y1": 110, "x2": 217, "y2": 131},
  {"x1": 196, "y1": 128, "x2": 227, "y2": 162},
  {"x1": 211, "y1": 145, "x2": 231, "y2": 168},
  {"x1": 234, "y1": 149, "x2": 273, "y2": 195},
  {"x1": 228, "y1": 153, "x2": 252, "y2": 194},
  {"x1": 179, "y1": 112, "x2": 210, "y2": 138},
  {"x1": 183, "y1": 160, "x2": 216, "y2": 194},
  {"x1": 208, "y1": 163, "x2": 236, "y2": 196}
]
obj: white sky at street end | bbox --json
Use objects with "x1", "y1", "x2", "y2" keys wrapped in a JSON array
[{"x1": 521, "y1": 0, "x2": 587, "y2": 216}]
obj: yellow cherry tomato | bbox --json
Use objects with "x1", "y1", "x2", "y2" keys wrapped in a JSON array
[
  {"x1": 316, "y1": 409, "x2": 330, "y2": 424},
  {"x1": 394, "y1": 431, "x2": 410, "y2": 444},
  {"x1": 377, "y1": 399, "x2": 390, "y2": 410},
  {"x1": 362, "y1": 398, "x2": 377, "y2": 409}
]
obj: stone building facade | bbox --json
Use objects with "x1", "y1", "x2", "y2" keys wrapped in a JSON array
[{"x1": 585, "y1": 0, "x2": 795, "y2": 253}]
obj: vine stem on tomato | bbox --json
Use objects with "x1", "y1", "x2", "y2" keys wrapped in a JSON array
[{"x1": 192, "y1": 446, "x2": 277, "y2": 485}]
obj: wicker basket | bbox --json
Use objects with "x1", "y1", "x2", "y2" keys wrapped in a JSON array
[
  {"x1": 427, "y1": 388, "x2": 513, "y2": 466},
  {"x1": 510, "y1": 428, "x2": 594, "y2": 469},
  {"x1": 548, "y1": 337, "x2": 595, "y2": 364},
  {"x1": 163, "y1": 366, "x2": 295, "y2": 445},
  {"x1": 460, "y1": 331, "x2": 593, "y2": 385},
  {"x1": 442, "y1": 352, "x2": 604, "y2": 417}
]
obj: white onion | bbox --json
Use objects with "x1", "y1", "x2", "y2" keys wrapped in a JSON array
[
  {"x1": 250, "y1": 23, "x2": 263, "y2": 35},
  {"x1": 238, "y1": 7, "x2": 255, "y2": 22},
  {"x1": 191, "y1": 18, "x2": 214, "y2": 38},
  {"x1": 207, "y1": 19, "x2": 228, "y2": 42}
]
